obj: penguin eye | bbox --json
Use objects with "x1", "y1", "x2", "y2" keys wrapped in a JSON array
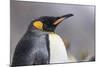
[{"x1": 33, "y1": 21, "x2": 43, "y2": 30}]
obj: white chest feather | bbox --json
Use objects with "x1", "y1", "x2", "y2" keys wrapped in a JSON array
[{"x1": 49, "y1": 33, "x2": 69, "y2": 63}]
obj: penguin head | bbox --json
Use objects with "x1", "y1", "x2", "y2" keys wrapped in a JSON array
[{"x1": 28, "y1": 14, "x2": 73, "y2": 32}]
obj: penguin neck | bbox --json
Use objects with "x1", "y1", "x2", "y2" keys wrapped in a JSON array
[
  {"x1": 28, "y1": 26, "x2": 56, "y2": 33},
  {"x1": 27, "y1": 29, "x2": 56, "y2": 35}
]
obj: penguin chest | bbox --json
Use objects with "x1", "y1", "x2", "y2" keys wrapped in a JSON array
[{"x1": 49, "y1": 33, "x2": 69, "y2": 63}]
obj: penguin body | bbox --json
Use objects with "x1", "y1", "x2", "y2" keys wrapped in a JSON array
[{"x1": 12, "y1": 14, "x2": 74, "y2": 66}]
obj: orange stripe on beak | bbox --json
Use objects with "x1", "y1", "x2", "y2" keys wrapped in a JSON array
[{"x1": 53, "y1": 17, "x2": 65, "y2": 25}]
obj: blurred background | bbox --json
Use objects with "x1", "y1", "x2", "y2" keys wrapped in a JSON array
[{"x1": 10, "y1": 0, "x2": 95, "y2": 63}]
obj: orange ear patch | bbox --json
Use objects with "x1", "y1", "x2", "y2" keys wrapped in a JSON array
[{"x1": 33, "y1": 21, "x2": 43, "y2": 29}]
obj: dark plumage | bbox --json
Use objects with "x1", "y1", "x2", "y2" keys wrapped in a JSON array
[{"x1": 12, "y1": 31, "x2": 50, "y2": 66}]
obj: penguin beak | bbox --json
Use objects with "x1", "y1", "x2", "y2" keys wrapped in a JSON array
[{"x1": 53, "y1": 14, "x2": 74, "y2": 25}]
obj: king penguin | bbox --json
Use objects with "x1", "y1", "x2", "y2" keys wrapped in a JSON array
[{"x1": 12, "y1": 14, "x2": 76, "y2": 66}]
